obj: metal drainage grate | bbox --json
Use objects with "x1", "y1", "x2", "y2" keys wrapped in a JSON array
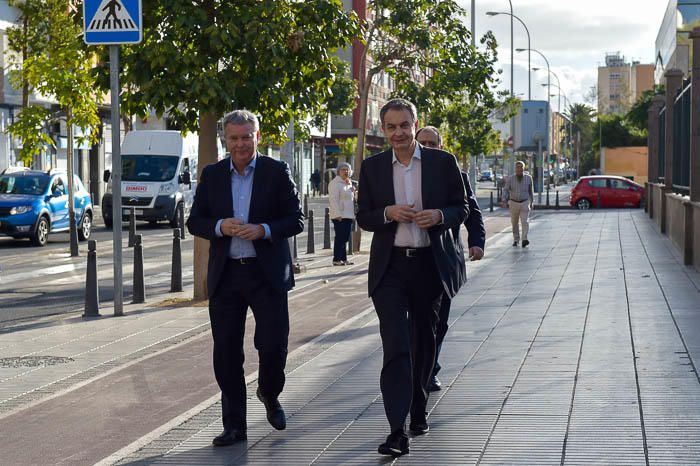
[{"x1": 0, "y1": 356, "x2": 74, "y2": 368}]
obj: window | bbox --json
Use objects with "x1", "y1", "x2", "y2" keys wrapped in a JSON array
[
  {"x1": 610, "y1": 179, "x2": 631, "y2": 190},
  {"x1": 588, "y1": 179, "x2": 606, "y2": 188},
  {"x1": 51, "y1": 177, "x2": 66, "y2": 195}
]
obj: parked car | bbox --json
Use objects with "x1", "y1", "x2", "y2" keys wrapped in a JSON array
[
  {"x1": 478, "y1": 170, "x2": 493, "y2": 182},
  {"x1": 0, "y1": 168, "x2": 93, "y2": 246},
  {"x1": 570, "y1": 175, "x2": 644, "y2": 210}
]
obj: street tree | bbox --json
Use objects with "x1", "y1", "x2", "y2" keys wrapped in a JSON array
[
  {"x1": 311, "y1": 59, "x2": 357, "y2": 194},
  {"x1": 6, "y1": 0, "x2": 100, "y2": 256},
  {"x1": 565, "y1": 103, "x2": 597, "y2": 175},
  {"x1": 354, "y1": 0, "x2": 483, "y2": 173},
  {"x1": 93, "y1": 0, "x2": 359, "y2": 299}
]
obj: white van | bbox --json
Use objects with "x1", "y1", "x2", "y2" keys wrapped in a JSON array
[{"x1": 101, "y1": 130, "x2": 209, "y2": 228}]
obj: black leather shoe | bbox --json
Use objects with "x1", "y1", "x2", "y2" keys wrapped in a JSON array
[
  {"x1": 212, "y1": 429, "x2": 247, "y2": 446},
  {"x1": 512, "y1": 240, "x2": 518, "y2": 247},
  {"x1": 427, "y1": 375, "x2": 442, "y2": 392},
  {"x1": 409, "y1": 413, "x2": 429, "y2": 436},
  {"x1": 257, "y1": 388, "x2": 286, "y2": 430},
  {"x1": 378, "y1": 430, "x2": 409, "y2": 456},
  {"x1": 522, "y1": 239, "x2": 529, "y2": 248}
]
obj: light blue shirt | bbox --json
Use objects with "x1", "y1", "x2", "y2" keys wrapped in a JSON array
[{"x1": 215, "y1": 156, "x2": 271, "y2": 258}]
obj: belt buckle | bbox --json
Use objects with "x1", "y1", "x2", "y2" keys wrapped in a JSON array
[{"x1": 405, "y1": 248, "x2": 417, "y2": 258}]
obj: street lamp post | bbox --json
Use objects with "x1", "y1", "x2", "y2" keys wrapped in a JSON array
[
  {"x1": 487, "y1": 11, "x2": 531, "y2": 100},
  {"x1": 518, "y1": 47, "x2": 548, "y2": 108}
]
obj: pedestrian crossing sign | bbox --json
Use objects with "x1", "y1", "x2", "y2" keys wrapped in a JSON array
[{"x1": 83, "y1": 0, "x2": 142, "y2": 45}]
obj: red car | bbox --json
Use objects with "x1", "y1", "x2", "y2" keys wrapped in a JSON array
[{"x1": 570, "y1": 175, "x2": 645, "y2": 210}]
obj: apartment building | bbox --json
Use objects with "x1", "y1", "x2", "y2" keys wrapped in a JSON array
[{"x1": 597, "y1": 52, "x2": 654, "y2": 115}]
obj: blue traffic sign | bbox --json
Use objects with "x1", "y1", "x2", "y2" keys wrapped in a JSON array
[{"x1": 83, "y1": 0, "x2": 142, "y2": 45}]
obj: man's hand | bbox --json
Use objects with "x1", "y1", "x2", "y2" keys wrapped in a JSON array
[
  {"x1": 386, "y1": 204, "x2": 417, "y2": 223},
  {"x1": 221, "y1": 218, "x2": 244, "y2": 236},
  {"x1": 529, "y1": 202, "x2": 534, "y2": 210},
  {"x1": 414, "y1": 209, "x2": 442, "y2": 229},
  {"x1": 468, "y1": 246, "x2": 484, "y2": 261},
  {"x1": 500, "y1": 200, "x2": 508, "y2": 208},
  {"x1": 235, "y1": 224, "x2": 266, "y2": 241}
]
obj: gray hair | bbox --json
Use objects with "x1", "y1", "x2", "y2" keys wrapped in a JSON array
[
  {"x1": 223, "y1": 110, "x2": 259, "y2": 131},
  {"x1": 380, "y1": 98, "x2": 417, "y2": 124},
  {"x1": 337, "y1": 162, "x2": 352, "y2": 173}
]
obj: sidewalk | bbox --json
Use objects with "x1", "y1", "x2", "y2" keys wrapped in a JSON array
[
  {"x1": 104, "y1": 209, "x2": 700, "y2": 465},
  {"x1": 4, "y1": 209, "x2": 700, "y2": 465}
]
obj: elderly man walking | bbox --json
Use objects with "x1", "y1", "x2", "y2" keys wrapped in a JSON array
[{"x1": 501, "y1": 161, "x2": 534, "y2": 248}]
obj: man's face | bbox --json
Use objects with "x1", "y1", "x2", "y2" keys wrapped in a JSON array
[
  {"x1": 515, "y1": 164, "x2": 524, "y2": 176},
  {"x1": 382, "y1": 109, "x2": 418, "y2": 152},
  {"x1": 224, "y1": 122, "x2": 259, "y2": 167},
  {"x1": 416, "y1": 129, "x2": 440, "y2": 149}
]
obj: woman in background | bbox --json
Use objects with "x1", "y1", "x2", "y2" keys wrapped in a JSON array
[{"x1": 328, "y1": 162, "x2": 356, "y2": 266}]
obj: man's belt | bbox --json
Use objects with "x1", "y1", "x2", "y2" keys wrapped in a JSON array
[
  {"x1": 392, "y1": 246, "x2": 431, "y2": 258},
  {"x1": 509, "y1": 199, "x2": 529, "y2": 203},
  {"x1": 228, "y1": 257, "x2": 258, "y2": 265}
]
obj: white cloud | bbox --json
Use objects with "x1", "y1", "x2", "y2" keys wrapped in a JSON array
[{"x1": 458, "y1": 0, "x2": 669, "y2": 107}]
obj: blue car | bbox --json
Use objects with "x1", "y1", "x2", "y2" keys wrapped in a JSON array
[{"x1": 0, "y1": 168, "x2": 93, "y2": 246}]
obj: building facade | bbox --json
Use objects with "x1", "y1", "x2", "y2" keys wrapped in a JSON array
[
  {"x1": 655, "y1": 0, "x2": 700, "y2": 82},
  {"x1": 598, "y1": 52, "x2": 654, "y2": 114}
]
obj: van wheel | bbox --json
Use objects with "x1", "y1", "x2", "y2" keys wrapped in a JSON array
[
  {"x1": 78, "y1": 212, "x2": 92, "y2": 241},
  {"x1": 169, "y1": 203, "x2": 182, "y2": 228},
  {"x1": 31, "y1": 216, "x2": 50, "y2": 246}
]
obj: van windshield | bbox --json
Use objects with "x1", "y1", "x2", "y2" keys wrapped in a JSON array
[{"x1": 122, "y1": 155, "x2": 178, "y2": 182}]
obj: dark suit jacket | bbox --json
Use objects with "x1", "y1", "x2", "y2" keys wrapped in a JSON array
[
  {"x1": 356, "y1": 147, "x2": 469, "y2": 298},
  {"x1": 461, "y1": 172, "x2": 486, "y2": 250},
  {"x1": 186, "y1": 155, "x2": 304, "y2": 297}
]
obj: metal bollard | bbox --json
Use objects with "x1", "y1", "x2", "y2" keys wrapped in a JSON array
[
  {"x1": 555, "y1": 191, "x2": 560, "y2": 210},
  {"x1": 83, "y1": 240, "x2": 100, "y2": 317},
  {"x1": 170, "y1": 228, "x2": 182, "y2": 292},
  {"x1": 178, "y1": 202, "x2": 186, "y2": 239},
  {"x1": 490, "y1": 192, "x2": 494, "y2": 212},
  {"x1": 128, "y1": 207, "x2": 136, "y2": 247},
  {"x1": 306, "y1": 210, "x2": 315, "y2": 254},
  {"x1": 323, "y1": 208, "x2": 331, "y2": 249},
  {"x1": 132, "y1": 234, "x2": 145, "y2": 304},
  {"x1": 546, "y1": 187, "x2": 550, "y2": 207},
  {"x1": 303, "y1": 193, "x2": 309, "y2": 218},
  {"x1": 597, "y1": 191, "x2": 602, "y2": 208}
]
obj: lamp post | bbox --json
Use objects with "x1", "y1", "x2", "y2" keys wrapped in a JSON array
[
  {"x1": 487, "y1": 11, "x2": 531, "y2": 100},
  {"x1": 519, "y1": 47, "x2": 549, "y2": 110}
]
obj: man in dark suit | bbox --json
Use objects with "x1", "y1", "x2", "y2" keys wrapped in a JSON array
[
  {"x1": 416, "y1": 126, "x2": 486, "y2": 392},
  {"x1": 356, "y1": 99, "x2": 468, "y2": 456},
  {"x1": 187, "y1": 110, "x2": 304, "y2": 446}
]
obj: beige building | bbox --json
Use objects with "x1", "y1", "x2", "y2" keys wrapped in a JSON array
[{"x1": 598, "y1": 53, "x2": 654, "y2": 114}]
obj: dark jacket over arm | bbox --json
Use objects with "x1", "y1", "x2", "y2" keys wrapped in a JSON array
[
  {"x1": 461, "y1": 172, "x2": 486, "y2": 250},
  {"x1": 186, "y1": 156, "x2": 303, "y2": 297}
]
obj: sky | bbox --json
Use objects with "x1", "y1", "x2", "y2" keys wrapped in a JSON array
[{"x1": 462, "y1": 0, "x2": 670, "y2": 111}]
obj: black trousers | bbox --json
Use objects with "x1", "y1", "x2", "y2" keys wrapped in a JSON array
[
  {"x1": 371, "y1": 249, "x2": 443, "y2": 432},
  {"x1": 433, "y1": 293, "x2": 452, "y2": 376},
  {"x1": 332, "y1": 218, "x2": 353, "y2": 262},
  {"x1": 208, "y1": 260, "x2": 289, "y2": 431}
]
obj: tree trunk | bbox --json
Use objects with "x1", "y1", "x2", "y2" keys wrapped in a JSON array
[
  {"x1": 192, "y1": 111, "x2": 219, "y2": 300},
  {"x1": 66, "y1": 109, "x2": 79, "y2": 256},
  {"x1": 320, "y1": 112, "x2": 328, "y2": 195},
  {"x1": 354, "y1": 72, "x2": 374, "y2": 178}
]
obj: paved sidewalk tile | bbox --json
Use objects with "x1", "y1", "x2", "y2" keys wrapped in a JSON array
[{"x1": 19, "y1": 209, "x2": 700, "y2": 465}]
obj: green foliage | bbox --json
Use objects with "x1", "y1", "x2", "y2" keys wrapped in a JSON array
[
  {"x1": 338, "y1": 136, "x2": 370, "y2": 159},
  {"x1": 311, "y1": 59, "x2": 357, "y2": 129},
  {"x1": 383, "y1": 2, "x2": 517, "y2": 162},
  {"x1": 625, "y1": 85, "x2": 664, "y2": 134},
  {"x1": 93, "y1": 0, "x2": 360, "y2": 143},
  {"x1": 596, "y1": 113, "x2": 647, "y2": 149},
  {"x1": 6, "y1": 0, "x2": 100, "y2": 164},
  {"x1": 6, "y1": 106, "x2": 53, "y2": 160}
]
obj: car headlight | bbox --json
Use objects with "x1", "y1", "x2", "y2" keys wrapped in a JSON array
[
  {"x1": 10, "y1": 206, "x2": 32, "y2": 215},
  {"x1": 159, "y1": 184, "x2": 176, "y2": 195}
]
